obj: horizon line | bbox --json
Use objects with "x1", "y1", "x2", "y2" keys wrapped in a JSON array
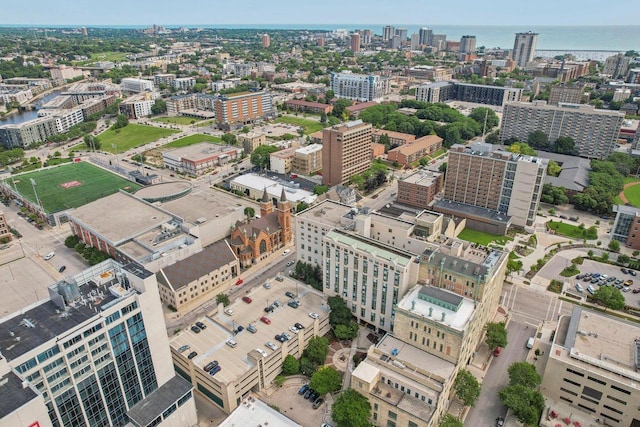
[{"x1": 1, "y1": 23, "x2": 639, "y2": 28}]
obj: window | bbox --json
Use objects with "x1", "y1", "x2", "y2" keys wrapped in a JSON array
[{"x1": 388, "y1": 411, "x2": 397, "y2": 420}]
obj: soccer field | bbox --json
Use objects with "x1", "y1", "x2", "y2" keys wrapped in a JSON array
[{"x1": 5, "y1": 162, "x2": 141, "y2": 213}]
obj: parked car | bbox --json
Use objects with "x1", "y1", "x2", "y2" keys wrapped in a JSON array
[
  {"x1": 294, "y1": 322, "x2": 305, "y2": 330},
  {"x1": 263, "y1": 282, "x2": 271, "y2": 289},
  {"x1": 631, "y1": 270, "x2": 638, "y2": 276},
  {"x1": 275, "y1": 334, "x2": 286, "y2": 343},
  {"x1": 287, "y1": 300, "x2": 299, "y2": 309},
  {"x1": 282, "y1": 249, "x2": 291, "y2": 256},
  {"x1": 575, "y1": 283, "x2": 584, "y2": 293},
  {"x1": 493, "y1": 347, "x2": 502, "y2": 357},
  {"x1": 304, "y1": 389, "x2": 314, "y2": 399},
  {"x1": 621, "y1": 268, "x2": 629, "y2": 274},
  {"x1": 285, "y1": 291, "x2": 296, "y2": 299},
  {"x1": 264, "y1": 306, "x2": 274, "y2": 313},
  {"x1": 309, "y1": 312, "x2": 319, "y2": 319},
  {"x1": 289, "y1": 326, "x2": 299, "y2": 334},
  {"x1": 313, "y1": 398, "x2": 324, "y2": 409},
  {"x1": 496, "y1": 417, "x2": 505, "y2": 427},
  {"x1": 195, "y1": 321, "x2": 207, "y2": 330},
  {"x1": 242, "y1": 296, "x2": 252, "y2": 304},
  {"x1": 58, "y1": 265, "x2": 66, "y2": 273},
  {"x1": 265, "y1": 341, "x2": 278, "y2": 351},
  {"x1": 286, "y1": 260, "x2": 295, "y2": 266},
  {"x1": 224, "y1": 308, "x2": 234, "y2": 316},
  {"x1": 178, "y1": 345, "x2": 190, "y2": 353},
  {"x1": 633, "y1": 288, "x2": 640, "y2": 294},
  {"x1": 260, "y1": 317, "x2": 271, "y2": 325},
  {"x1": 209, "y1": 365, "x2": 221, "y2": 376},
  {"x1": 190, "y1": 325, "x2": 201, "y2": 334},
  {"x1": 299, "y1": 384, "x2": 310, "y2": 395},
  {"x1": 247, "y1": 324, "x2": 257, "y2": 333},
  {"x1": 187, "y1": 351, "x2": 197, "y2": 359}
]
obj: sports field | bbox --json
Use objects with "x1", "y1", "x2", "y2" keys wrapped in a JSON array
[
  {"x1": 99, "y1": 124, "x2": 179, "y2": 153},
  {"x1": 5, "y1": 162, "x2": 140, "y2": 213}
]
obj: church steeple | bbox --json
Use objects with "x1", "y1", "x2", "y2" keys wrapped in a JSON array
[
  {"x1": 280, "y1": 187, "x2": 287, "y2": 202},
  {"x1": 260, "y1": 186, "x2": 274, "y2": 216}
]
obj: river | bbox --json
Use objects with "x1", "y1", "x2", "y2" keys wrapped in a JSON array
[{"x1": 0, "y1": 91, "x2": 62, "y2": 125}]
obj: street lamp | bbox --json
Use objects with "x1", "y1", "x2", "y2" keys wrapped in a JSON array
[{"x1": 30, "y1": 178, "x2": 42, "y2": 211}]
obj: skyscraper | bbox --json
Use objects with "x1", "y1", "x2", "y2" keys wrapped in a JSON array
[
  {"x1": 261, "y1": 33, "x2": 270, "y2": 48},
  {"x1": 418, "y1": 27, "x2": 433, "y2": 46},
  {"x1": 322, "y1": 120, "x2": 373, "y2": 186},
  {"x1": 512, "y1": 31, "x2": 538, "y2": 67},
  {"x1": 459, "y1": 35, "x2": 476, "y2": 53},
  {"x1": 382, "y1": 25, "x2": 395, "y2": 42},
  {"x1": 362, "y1": 29, "x2": 372, "y2": 45},
  {"x1": 395, "y1": 28, "x2": 408, "y2": 42},
  {"x1": 350, "y1": 33, "x2": 361, "y2": 53}
]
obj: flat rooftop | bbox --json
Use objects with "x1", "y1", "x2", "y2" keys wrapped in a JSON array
[
  {"x1": 230, "y1": 174, "x2": 315, "y2": 204},
  {"x1": 271, "y1": 147, "x2": 297, "y2": 159},
  {"x1": 0, "y1": 370, "x2": 39, "y2": 418},
  {"x1": 432, "y1": 199, "x2": 511, "y2": 224},
  {"x1": 397, "y1": 285, "x2": 475, "y2": 331},
  {"x1": 127, "y1": 376, "x2": 193, "y2": 427},
  {"x1": 295, "y1": 143, "x2": 322, "y2": 155},
  {"x1": 295, "y1": 199, "x2": 353, "y2": 228},
  {"x1": 169, "y1": 276, "x2": 329, "y2": 382},
  {"x1": 326, "y1": 230, "x2": 413, "y2": 268},
  {"x1": 553, "y1": 307, "x2": 640, "y2": 384},
  {"x1": 219, "y1": 395, "x2": 301, "y2": 427},
  {"x1": 402, "y1": 170, "x2": 443, "y2": 186},
  {"x1": 368, "y1": 212, "x2": 415, "y2": 232},
  {"x1": 70, "y1": 192, "x2": 173, "y2": 244}
]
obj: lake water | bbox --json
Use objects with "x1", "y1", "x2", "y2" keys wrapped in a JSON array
[{"x1": 0, "y1": 91, "x2": 62, "y2": 125}]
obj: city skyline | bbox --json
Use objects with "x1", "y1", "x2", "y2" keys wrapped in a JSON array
[{"x1": 1, "y1": 0, "x2": 639, "y2": 26}]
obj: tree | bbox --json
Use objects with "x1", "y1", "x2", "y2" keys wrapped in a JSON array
[
  {"x1": 250, "y1": 145, "x2": 279, "y2": 169},
  {"x1": 113, "y1": 114, "x2": 129, "y2": 129},
  {"x1": 485, "y1": 322, "x2": 508, "y2": 350},
  {"x1": 131, "y1": 153, "x2": 146, "y2": 163},
  {"x1": 618, "y1": 254, "x2": 630, "y2": 264},
  {"x1": 282, "y1": 355, "x2": 300, "y2": 375},
  {"x1": 84, "y1": 135, "x2": 101, "y2": 151},
  {"x1": 320, "y1": 112, "x2": 327, "y2": 125},
  {"x1": 300, "y1": 357, "x2": 318, "y2": 376},
  {"x1": 313, "y1": 185, "x2": 329, "y2": 195},
  {"x1": 608, "y1": 239, "x2": 620, "y2": 252},
  {"x1": 499, "y1": 384, "x2": 545, "y2": 426},
  {"x1": 453, "y1": 369, "x2": 481, "y2": 406},
  {"x1": 439, "y1": 414, "x2": 464, "y2": 427},
  {"x1": 507, "y1": 362, "x2": 541, "y2": 388},
  {"x1": 328, "y1": 296, "x2": 353, "y2": 328},
  {"x1": 332, "y1": 389, "x2": 371, "y2": 427},
  {"x1": 506, "y1": 142, "x2": 537, "y2": 156},
  {"x1": 546, "y1": 160, "x2": 561, "y2": 177},
  {"x1": 309, "y1": 366, "x2": 342, "y2": 395},
  {"x1": 335, "y1": 322, "x2": 359, "y2": 340},
  {"x1": 243, "y1": 207, "x2": 255, "y2": 219},
  {"x1": 541, "y1": 184, "x2": 568, "y2": 205},
  {"x1": 150, "y1": 99, "x2": 167, "y2": 115},
  {"x1": 64, "y1": 235, "x2": 80, "y2": 248},
  {"x1": 324, "y1": 90, "x2": 335, "y2": 102},
  {"x1": 554, "y1": 136, "x2": 576, "y2": 155},
  {"x1": 332, "y1": 98, "x2": 353, "y2": 118},
  {"x1": 241, "y1": 126, "x2": 250, "y2": 133},
  {"x1": 592, "y1": 286, "x2": 626, "y2": 311},
  {"x1": 527, "y1": 130, "x2": 549, "y2": 150},
  {"x1": 303, "y1": 336, "x2": 329, "y2": 365},
  {"x1": 221, "y1": 133, "x2": 237, "y2": 145},
  {"x1": 469, "y1": 107, "x2": 499, "y2": 130},
  {"x1": 216, "y1": 293, "x2": 230, "y2": 307}
]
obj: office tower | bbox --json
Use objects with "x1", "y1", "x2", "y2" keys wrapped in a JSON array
[
  {"x1": 410, "y1": 33, "x2": 420, "y2": 50},
  {"x1": 603, "y1": 53, "x2": 631, "y2": 79},
  {"x1": 330, "y1": 71, "x2": 389, "y2": 102},
  {"x1": 395, "y1": 28, "x2": 408, "y2": 42},
  {"x1": 382, "y1": 25, "x2": 395, "y2": 42},
  {"x1": 419, "y1": 27, "x2": 433, "y2": 46},
  {"x1": 321, "y1": 120, "x2": 373, "y2": 186},
  {"x1": 444, "y1": 143, "x2": 548, "y2": 227},
  {"x1": 459, "y1": 35, "x2": 476, "y2": 53},
  {"x1": 350, "y1": 33, "x2": 361, "y2": 53},
  {"x1": 548, "y1": 83, "x2": 584, "y2": 105},
  {"x1": 390, "y1": 35, "x2": 402, "y2": 49},
  {"x1": 0, "y1": 260, "x2": 198, "y2": 427},
  {"x1": 512, "y1": 31, "x2": 538, "y2": 67},
  {"x1": 431, "y1": 34, "x2": 447, "y2": 50},
  {"x1": 500, "y1": 101, "x2": 625, "y2": 158},
  {"x1": 261, "y1": 34, "x2": 270, "y2": 48},
  {"x1": 362, "y1": 29, "x2": 372, "y2": 45}
]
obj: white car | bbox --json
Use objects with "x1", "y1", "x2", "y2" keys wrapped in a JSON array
[
  {"x1": 282, "y1": 249, "x2": 291, "y2": 256},
  {"x1": 44, "y1": 251, "x2": 55, "y2": 261},
  {"x1": 224, "y1": 308, "x2": 234, "y2": 316},
  {"x1": 256, "y1": 348, "x2": 267, "y2": 357},
  {"x1": 265, "y1": 341, "x2": 278, "y2": 351},
  {"x1": 289, "y1": 326, "x2": 299, "y2": 334},
  {"x1": 309, "y1": 312, "x2": 319, "y2": 319}
]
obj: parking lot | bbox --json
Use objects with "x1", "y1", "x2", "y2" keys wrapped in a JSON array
[{"x1": 257, "y1": 377, "x2": 332, "y2": 427}]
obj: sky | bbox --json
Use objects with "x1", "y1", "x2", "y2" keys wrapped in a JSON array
[{"x1": 1, "y1": 0, "x2": 639, "y2": 26}]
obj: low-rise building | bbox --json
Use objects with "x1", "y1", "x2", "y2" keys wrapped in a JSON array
[
  {"x1": 157, "y1": 240, "x2": 239, "y2": 312},
  {"x1": 292, "y1": 143, "x2": 323, "y2": 175},
  {"x1": 284, "y1": 99, "x2": 333, "y2": 115},
  {"x1": 611, "y1": 204, "x2": 640, "y2": 250},
  {"x1": 119, "y1": 92, "x2": 158, "y2": 119},
  {"x1": 49, "y1": 65, "x2": 85, "y2": 83},
  {"x1": 173, "y1": 77, "x2": 196, "y2": 91},
  {"x1": 238, "y1": 131, "x2": 266, "y2": 154},
  {"x1": 387, "y1": 135, "x2": 443, "y2": 166},
  {"x1": 372, "y1": 129, "x2": 416, "y2": 147},
  {"x1": 229, "y1": 174, "x2": 317, "y2": 205},
  {"x1": 0, "y1": 210, "x2": 11, "y2": 242},
  {"x1": 397, "y1": 170, "x2": 444, "y2": 209},
  {"x1": 121, "y1": 77, "x2": 155, "y2": 93},
  {"x1": 541, "y1": 307, "x2": 640, "y2": 427},
  {"x1": 163, "y1": 142, "x2": 243, "y2": 176},
  {"x1": 269, "y1": 147, "x2": 297, "y2": 174}
]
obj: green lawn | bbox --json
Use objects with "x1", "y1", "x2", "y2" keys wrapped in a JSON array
[
  {"x1": 98, "y1": 124, "x2": 179, "y2": 153},
  {"x1": 5, "y1": 162, "x2": 140, "y2": 213},
  {"x1": 623, "y1": 183, "x2": 640, "y2": 208},
  {"x1": 196, "y1": 119, "x2": 217, "y2": 128},
  {"x1": 153, "y1": 116, "x2": 202, "y2": 126},
  {"x1": 164, "y1": 134, "x2": 222, "y2": 149},
  {"x1": 274, "y1": 116, "x2": 324, "y2": 135},
  {"x1": 546, "y1": 221, "x2": 597, "y2": 240},
  {"x1": 624, "y1": 177, "x2": 640, "y2": 185},
  {"x1": 457, "y1": 228, "x2": 512, "y2": 246}
]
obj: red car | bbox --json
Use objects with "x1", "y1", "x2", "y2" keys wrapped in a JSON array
[
  {"x1": 260, "y1": 316, "x2": 271, "y2": 325},
  {"x1": 242, "y1": 296, "x2": 252, "y2": 304},
  {"x1": 493, "y1": 347, "x2": 502, "y2": 357},
  {"x1": 633, "y1": 288, "x2": 640, "y2": 294},
  {"x1": 235, "y1": 278, "x2": 243, "y2": 286}
]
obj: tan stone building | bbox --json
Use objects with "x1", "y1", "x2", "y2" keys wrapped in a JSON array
[
  {"x1": 372, "y1": 129, "x2": 416, "y2": 147},
  {"x1": 387, "y1": 135, "x2": 443, "y2": 166},
  {"x1": 322, "y1": 120, "x2": 373, "y2": 186},
  {"x1": 292, "y1": 144, "x2": 322, "y2": 175},
  {"x1": 238, "y1": 131, "x2": 267, "y2": 154},
  {"x1": 156, "y1": 240, "x2": 240, "y2": 311}
]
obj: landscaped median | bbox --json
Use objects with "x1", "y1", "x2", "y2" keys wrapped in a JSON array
[{"x1": 546, "y1": 220, "x2": 597, "y2": 240}]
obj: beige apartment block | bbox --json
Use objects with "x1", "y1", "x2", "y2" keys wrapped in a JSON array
[{"x1": 321, "y1": 120, "x2": 373, "y2": 186}]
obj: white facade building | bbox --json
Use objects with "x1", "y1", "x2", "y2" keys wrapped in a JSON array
[
  {"x1": 330, "y1": 72, "x2": 390, "y2": 102},
  {"x1": 121, "y1": 78, "x2": 155, "y2": 93}
]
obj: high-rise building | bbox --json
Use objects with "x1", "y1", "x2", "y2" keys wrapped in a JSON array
[
  {"x1": 390, "y1": 35, "x2": 402, "y2": 49},
  {"x1": 431, "y1": 34, "x2": 447, "y2": 50},
  {"x1": 512, "y1": 31, "x2": 538, "y2": 67},
  {"x1": 81, "y1": 27, "x2": 88, "y2": 36},
  {"x1": 548, "y1": 83, "x2": 584, "y2": 105},
  {"x1": 321, "y1": 120, "x2": 373, "y2": 186},
  {"x1": 382, "y1": 25, "x2": 395, "y2": 42},
  {"x1": 261, "y1": 33, "x2": 270, "y2": 48},
  {"x1": 603, "y1": 53, "x2": 631, "y2": 79},
  {"x1": 500, "y1": 101, "x2": 626, "y2": 158},
  {"x1": 214, "y1": 90, "x2": 275, "y2": 131},
  {"x1": 0, "y1": 260, "x2": 198, "y2": 427},
  {"x1": 416, "y1": 82, "x2": 522, "y2": 107},
  {"x1": 395, "y1": 28, "x2": 408, "y2": 42},
  {"x1": 350, "y1": 33, "x2": 361, "y2": 53},
  {"x1": 410, "y1": 33, "x2": 420, "y2": 50},
  {"x1": 316, "y1": 36, "x2": 325, "y2": 47},
  {"x1": 444, "y1": 143, "x2": 548, "y2": 227},
  {"x1": 330, "y1": 71, "x2": 390, "y2": 102},
  {"x1": 362, "y1": 29, "x2": 372, "y2": 45},
  {"x1": 419, "y1": 27, "x2": 433, "y2": 46},
  {"x1": 459, "y1": 35, "x2": 476, "y2": 53}
]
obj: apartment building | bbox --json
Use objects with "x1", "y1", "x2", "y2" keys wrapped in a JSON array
[
  {"x1": 214, "y1": 91, "x2": 275, "y2": 131},
  {"x1": 416, "y1": 81, "x2": 522, "y2": 107},
  {"x1": 119, "y1": 92, "x2": 158, "y2": 119},
  {"x1": 156, "y1": 240, "x2": 239, "y2": 312},
  {"x1": 459, "y1": 35, "x2": 476, "y2": 53},
  {"x1": 0, "y1": 116, "x2": 58, "y2": 148},
  {"x1": 269, "y1": 147, "x2": 297, "y2": 174},
  {"x1": 154, "y1": 73, "x2": 177, "y2": 87},
  {"x1": 261, "y1": 33, "x2": 270, "y2": 48},
  {"x1": 500, "y1": 101, "x2": 626, "y2": 158},
  {"x1": 397, "y1": 170, "x2": 444, "y2": 209},
  {"x1": 406, "y1": 66, "x2": 453, "y2": 82},
  {"x1": 0, "y1": 87, "x2": 33, "y2": 105},
  {"x1": 387, "y1": 135, "x2": 443, "y2": 166},
  {"x1": 330, "y1": 72, "x2": 390, "y2": 102},
  {"x1": 238, "y1": 131, "x2": 266, "y2": 154},
  {"x1": 0, "y1": 260, "x2": 197, "y2": 427},
  {"x1": 444, "y1": 143, "x2": 547, "y2": 228},
  {"x1": 78, "y1": 95, "x2": 117, "y2": 120},
  {"x1": 0, "y1": 210, "x2": 11, "y2": 242},
  {"x1": 541, "y1": 307, "x2": 640, "y2": 426},
  {"x1": 372, "y1": 129, "x2": 415, "y2": 147},
  {"x1": 603, "y1": 53, "x2": 632, "y2": 80},
  {"x1": 173, "y1": 77, "x2": 196, "y2": 91},
  {"x1": 121, "y1": 78, "x2": 155, "y2": 93},
  {"x1": 351, "y1": 33, "x2": 361, "y2": 53},
  {"x1": 292, "y1": 143, "x2": 323, "y2": 175},
  {"x1": 169, "y1": 280, "x2": 330, "y2": 414},
  {"x1": 321, "y1": 120, "x2": 373, "y2": 186},
  {"x1": 512, "y1": 32, "x2": 538, "y2": 68},
  {"x1": 283, "y1": 99, "x2": 333, "y2": 115}
]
